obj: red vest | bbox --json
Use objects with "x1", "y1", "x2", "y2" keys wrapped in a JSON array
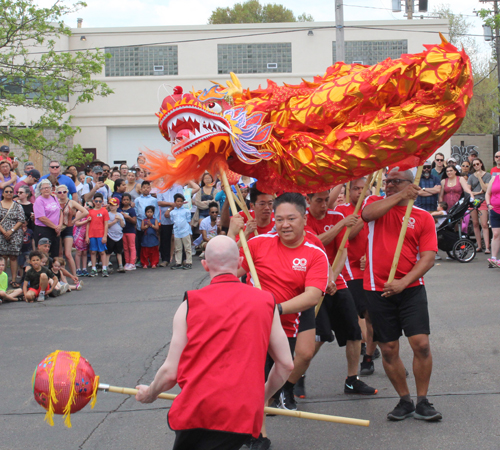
[{"x1": 168, "y1": 273, "x2": 275, "y2": 438}]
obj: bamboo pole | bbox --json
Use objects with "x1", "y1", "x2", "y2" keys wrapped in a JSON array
[
  {"x1": 99, "y1": 384, "x2": 369, "y2": 427},
  {"x1": 387, "y1": 166, "x2": 424, "y2": 283},
  {"x1": 345, "y1": 181, "x2": 350, "y2": 204},
  {"x1": 315, "y1": 173, "x2": 374, "y2": 316},
  {"x1": 235, "y1": 184, "x2": 258, "y2": 237},
  {"x1": 374, "y1": 169, "x2": 384, "y2": 196},
  {"x1": 221, "y1": 170, "x2": 261, "y2": 289}
]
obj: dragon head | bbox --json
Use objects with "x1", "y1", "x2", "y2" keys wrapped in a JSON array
[{"x1": 144, "y1": 75, "x2": 275, "y2": 190}]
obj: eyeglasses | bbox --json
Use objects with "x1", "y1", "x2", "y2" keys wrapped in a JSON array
[
  {"x1": 423, "y1": 166, "x2": 432, "y2": 170},
  {"x1": 435, "y1": 158, "x2": 444, "y2": 162},
  {"x1": 3, "y1": 190, "x2": 13, "y2": 194},
  {"x1": 56, "y1": 190, "x2": 68, "y2": 194},
  {"x1": 473, "y1": 163, "x2": 481, "y2": 166},
  {"x1": 41, "y1": 186, "x2": 51, "y2": 190},
  {"x1": 93, "y1": 199, "x2": 103, "y2": 203},
  {"x1": 385, "y1": 179, "x2": 412, "y2": 186},
  {"x1": 461, "y1": 164, "x2": 469, "y2": 167},
  {"x1": 255, "y1": 201, "x2": 274, "y2": 207},
  {"x1": 50, "y1": 165, "x2": 60, "y2": 169},
  {"x1": 495, "y1": 155, "x2": 500, "y2": 158}
]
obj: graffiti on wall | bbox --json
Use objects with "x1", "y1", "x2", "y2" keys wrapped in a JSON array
[{"x1": 450, "y1": 145, "x2": 478, "y2": 165}]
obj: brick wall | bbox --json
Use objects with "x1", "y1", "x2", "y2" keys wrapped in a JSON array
[{"x1": 450, "y1": 134, "x2": 494, "y2": 171}]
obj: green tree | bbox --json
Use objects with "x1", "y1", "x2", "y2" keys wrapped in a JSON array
[
  {"x1": 0, "y1": 0, "x2": 113, "y2": 164},
  {"x1": 208, "y1": 0, "x2": 313, "y2": 24}
]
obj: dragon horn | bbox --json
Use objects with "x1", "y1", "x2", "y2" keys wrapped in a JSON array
[{"x1": 226, "y1": 72, "x2": 243, "y2": 97}]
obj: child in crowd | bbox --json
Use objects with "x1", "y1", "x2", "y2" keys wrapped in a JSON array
[
  {"x1": 107, "y1": 197, "x2": 126, "y2": 273},
  {"x1": 50, "y1": 257, "x2": 82, "y2": 294},
  {"x1": 192, "y1": 201, "x2": 219, "y2": 259},
  {"x1": 23, "y1": 251, "x2": 58, "y2": 302},
  {"x1": 166, "y1": 193, "x2": 193, "y2": 270},
  {"x1": 73, "y1": 201, "x2": 92, "y2": 277},
  {"x1": 86, "y1": 193, "x2": 110, "y2": 277},
  {"x1": 140, "y1": 205, "x2": 160, "y2": 268},
  {"x1": 0, "y1": 257, "x2": 23, "y2": 303},
  {"x1": 431, "y1": 201, "x2": 448, "y2": 227},
  {"x1": 17, "y1": 222, "x2": 34, "y2": 278},
  {"x1": 120, "y1": 193, "x2": 137, "y2": 271}
]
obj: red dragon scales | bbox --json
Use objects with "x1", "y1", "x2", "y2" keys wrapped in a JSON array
[{"x1": 144, "y1": 36, "x2": 472, "y2": 194}]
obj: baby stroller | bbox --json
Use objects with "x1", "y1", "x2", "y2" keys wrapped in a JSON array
[{"x1": 436, "y1": 194, "x2": 476, "y2": 263}]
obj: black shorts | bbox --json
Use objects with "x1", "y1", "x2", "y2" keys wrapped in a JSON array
[
  {"x1": 61, "y1": 225, "x2": 74, "y2": 239},
  {"x1": 105, "y1": 237, "x2": 123, "y2": 255},
  {"x1": 298, "y1": 306, "x2": 316, "y2": 333},
  {"x1": 315, "y1": 289, "x2": 362, "y2": 346},
  {"x1": 347, "y1": 279, "x2": 368, "y2": 318},
  {"x1": 172, "y1": 428, "x2": 251, "y2": 450},
  {"x1": 265, "y1": 336, "x2": 296, "y2": 381},
  {"x1": 364, "y1": 285, "x2": 430, "y2": 343}
]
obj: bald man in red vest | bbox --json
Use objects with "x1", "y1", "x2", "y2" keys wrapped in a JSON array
[{"x1": 135, "y1": 236, "x2": 293, "y2": 450}]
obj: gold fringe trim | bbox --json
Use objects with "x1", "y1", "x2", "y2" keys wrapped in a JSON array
[
  {"x1": 62, "y1": 351, "x2": 81, "y2": 428},
  {"x1": 90, "y1": 375, "x2": 100, "y2": 409},
  {"x1": 44, "y1": 350, "x2": 60, "y2": 427}
]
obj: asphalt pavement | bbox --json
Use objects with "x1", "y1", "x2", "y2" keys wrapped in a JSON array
[{"x1": 1, "y1": 250, "x2": 499, "y2": 450}]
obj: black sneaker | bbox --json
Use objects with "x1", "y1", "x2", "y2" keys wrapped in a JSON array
[
  {"x1": 170, "y1": 264, "x2": 183, "y2": 270},
  {"x1": 278, "y1": 384, "x2": 297, "y2": 410},
  {"x1": 387, "y1": 399, "x2": 415, "y2": 421},
  {"x1": 344, "y1": 377, "x2": 378, "y2": 395},
  {"x1": 294, "y1": 375, "x2": 306, "y2": 398},
  {"x1": 249, "y1": 434, "x2": 271, "y2": 450},
  {"x1": 360, "y1": 356, "x2": 374, "y2": 376},
  {"x1": 360, "y1": 342, "x2": 366, "y2": 356},
  {"x1": 414, "y1": 399, "x2": 442, "y2": 421},
  {"x1": 373, "y1": 347, "x2": 381, "y2": 359}
]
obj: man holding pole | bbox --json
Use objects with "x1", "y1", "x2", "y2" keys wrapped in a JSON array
[
  {"x1": 361, "y1": 169, "x2": 442, "y2": 421},
  {"x1": 135, "y1": 236, "x2": 293, "y2": 449}
]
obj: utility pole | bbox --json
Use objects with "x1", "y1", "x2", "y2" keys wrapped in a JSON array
[
  {"x1": 406, "y1": 0, "x2": 413, "y2": 20},
  {"x1": 335, "y1": 0, "x2": 345, "y2": 62}
]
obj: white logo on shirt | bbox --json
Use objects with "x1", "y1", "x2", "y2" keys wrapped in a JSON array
[
  {"x1": 402, "y1": 216, "x2": 416, "y2": 229},
  {"x1": 292, "y1": 258, "x2": 307, "y2": 271},
  {"x1": 324, "y1": 225, "x2": 333, "y2": 231}
]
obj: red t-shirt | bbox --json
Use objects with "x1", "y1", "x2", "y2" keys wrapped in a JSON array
[
  {"x1": 362, "y1": 195, "x2": 438, "y2": 291},
  {"x1": 241, "y1": 233, "x2": 329, "y2": 338},
  {"x1": 305, "y1": 209, "x2": 349, "y2": 290},
  {"x1": 237, "y1": 210, "x2": 275, "y2": 236},
  {"x1": 334, "y1": 203, "x2": 368, "y2": 281},
  {"x1": 491, "y1": 167, "x2": 500, "y2": 177},
  {"x1": 169, "y1": 274, "x2": 274, "y2": 437},
  {"x1": 87, "y1": 207, "x2": 110, "y2": 238}
]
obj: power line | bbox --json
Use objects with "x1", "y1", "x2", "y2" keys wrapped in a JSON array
[{"x1": 474, "y1": 64, "x2": 498, "y2": 87}]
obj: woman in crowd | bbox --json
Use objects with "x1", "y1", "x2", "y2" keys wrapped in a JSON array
[
  {"x1": 34, "y1": 178, "x2": 63, "y2": 258},
  {"x1": 125, "y1": 170, "x2": 141, "y2": 202},
  {"x1": 486, "y1": 174, "x2": 500, "y2": 267},
  {"x1": 468, "y1": 158, "x2": 492, "y2": 253},
  {"x1": 75, "y1": 171, "x2": 85, "y2": 201},
  {"x1": 193, "y1": 173, "x2": 219, "y2": 225},
  {"x1": 56, "y1": 184, "x2": 89, "y2": 276},
  {"x1": 112, "y1": 178, "x2": 127, "y2": 204},
  {"x1": 460, "y1": 160, "x2": 471, "y2": 181},
  {"x1": 16, "y1": 186, "x2": 34, "y2": 230},
  {"x1": 0, "y1": 186, "x2": 27, "y2": 287},
  {"x1": 439, "y1": 165, "x2": 473, "y2": 212}
]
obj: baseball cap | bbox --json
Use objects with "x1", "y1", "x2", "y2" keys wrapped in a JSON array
[
  {"x1": 92, "y1": 165, "x2": 103, "y2": 173},
  {"x1": 27, "y1": 169, "x2": 41, "y2": 179},
  {"x1": 448, "y1": 157, "x2": 457, "y2": 163},
  {"x1": 108, "y1": 197, "x2": 119, "y2": 206},
  {"x1": 0, "y1": 145, "x2": 10, "y2": 153},
  {"x1": 24, "y1": 161, "x2": 34, "y2": 167},
  {"x1": 423, "y1": 160, "x2": 432, "y2": 167},
  {"x1": 469, "y1": 149, "x2": 478, "y2": 155},
  {"x1": 38, "y1": 237, "x2": 51, "y2": 246}
]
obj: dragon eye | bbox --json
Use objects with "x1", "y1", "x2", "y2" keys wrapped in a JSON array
[{"x1": 206, "y1": 101, "x2": 222, "y2": 113}]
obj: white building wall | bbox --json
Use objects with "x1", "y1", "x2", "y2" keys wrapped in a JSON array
[{"x1": 69, "y1": 20, "x2": 449, "y2": 165}]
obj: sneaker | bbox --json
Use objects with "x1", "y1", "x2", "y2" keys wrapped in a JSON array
[
  {"x1": 102, "y1": 269, "x2": 109, "y2": 277},
  {"x1": 249, "y1": 434, "x2": 271, "y2": 450},
  {"x1": 414, "y1": 399, "x2": 442, "y2": 421},
  {"x1": 387, "y1": 399, "x2": 415, "y2": 421},
  {"x1": 435, "y1": 254, "x2": 442, "y2": 260},
  {"x1": 117, "y1": 265, "x2": 125, "y2": 273},
  {"x1": 107, "y1": 264, "x2": 114, "y2": 274},
  {"x1": 76, "y1": 269, "x2": 82, "y2": 277},
  {"x1": 89, "y1": 269, "x2": 97, "y2": 277},
  {"x1": 170, "y1": 264, "x2": 183, "y2": 270},
  {"x1": 278, "y1": 384, "x2": 297, "y2": 410},
  {"x1": 135, "y1": 261, "x2": 142, "y2": 268},
  {"x1": 488, "y1": 258, "x2": 500, "y2": 268},
  {"x1": 344, "y1": 377, "x2": 378, "y2": 395},
  {"x1": 295, "y1": 375, "x2": 306, "y2": 399},
  {"x1": 124, "y1": 263, "x2": 134, "y2": 271},
  {"x1": 199, "y1": 252, "x2": 205, "y2": 259},
  {"x1": 373, "y1": 348, "x2": 381, "y2": 359},
  {"x1": 360, "y1": 342, "x2": 366, "y2": 356},
  {"x1": 183, "y1": 264, "x2": 192, "y2": 270},
  {"x1": 37, "y1": 292, "x2": 45, "y2": 302},
  {"x1": 96, "y1": 263, "x2": 102, "y2": 273},
  {"x1": 159, "y1": 261, "x2": 169, "y2": 267},
  {"x1": 82, "y1": 269, "x2": 89, "y2": 277},
  {"x1": 87, "y1": 261, "x2": 92, "y2": 268},
  {"x1": 59, "y1": 283, "x2": 69, "y2": 295},
  {"x1": 75, "y1": 281, "x2": 82, "y2": 291},
  {"x1": 360, "y1": 356, "x2": 374, "y2": 376}
]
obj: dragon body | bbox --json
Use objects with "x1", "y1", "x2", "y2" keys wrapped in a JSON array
[{"x1": 145, "y1": 37, "x2": 472, "y2": 194}]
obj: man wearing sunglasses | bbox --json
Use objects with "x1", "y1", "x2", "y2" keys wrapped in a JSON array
[
  {"x1": 415, "y1": 161, "x2": 441, "y2": 212},
  {"x1": 14, "y1": 169, "x2": 41, "y2": 204},
  {"x1": 491, "y1": 152, "x2": 500, "y2": 177},
  {"x1": 431, "y1": 153, "x2": 445, "y2": 179},
  {"x1": 39, "y1": 160, "x2": 77, "y2": 199},
  {"x1": 362, "y1": 169, "x2": 441, "y2": 422}
]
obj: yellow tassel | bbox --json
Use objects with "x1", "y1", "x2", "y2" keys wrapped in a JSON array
[
  {"x1": 62, "y1": 351, "x2": 81, "y2": 428},
  {"x1": 90, "y1": 375, "x2": 99, "y2": 409},
  {"x1": 44, "y1": 350, "x2": 60, "y2": 426}
]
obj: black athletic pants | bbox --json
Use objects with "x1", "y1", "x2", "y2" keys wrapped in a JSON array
[
  {"x1": 173, "y1": 429, "x2": 251, "y2": 450},
  {"x1": 160, "y1": 224, "x2": 174, "y2": 263}
]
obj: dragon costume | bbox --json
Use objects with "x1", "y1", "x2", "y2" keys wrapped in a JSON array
[{"x1": 144, "y1": 36, "x2": 472, "y2": 194}]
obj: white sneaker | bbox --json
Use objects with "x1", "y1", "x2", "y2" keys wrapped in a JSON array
[
  {"x1": 60, "y1": 283, "x2": 69, "y2": 295},
  {"x1": 37, "y1": 292, "x2": 45, "y2": 302}
]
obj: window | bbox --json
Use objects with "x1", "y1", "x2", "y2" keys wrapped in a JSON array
[
  {"x1": 0, "y1": 78, "x2": 68, "y2": 102},
  {"x1": 218, "y1": 43, "x2": 292, "y2": 74},
  {"x1": 105, "y1": 46, "x2": 178, "y2": 77},
  {"x1": 332, "y1": 40, "x2": 408, "y2": 65}
]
